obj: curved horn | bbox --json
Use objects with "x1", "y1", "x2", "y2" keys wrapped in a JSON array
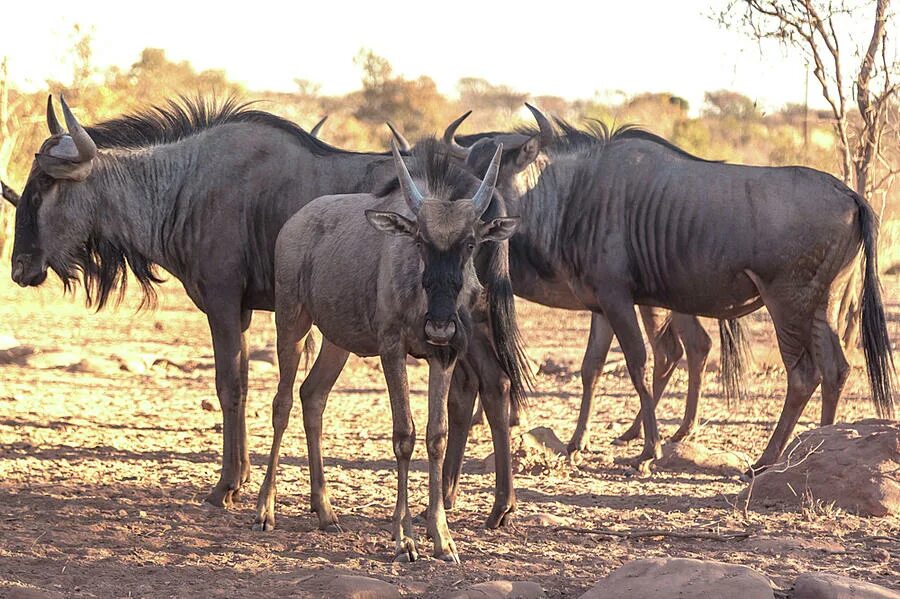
[
  {"x1": 1, "y1": 180, "x2": 20, "y2": 207},
  {"x1": 525, "y1": 103, "x2": 554, "y2": 149},
  {"x1": 390, "y1": 139, "x2": 424, "y2": 215},
  {"x1": 310, "y1": 115, "x2": 327, "y2": 137},
  {"x1": 385, "y1": 121, "x2": 411, "y2": 152},
  {"x1": 442, "y1": 111, "x2": 472, "y2": 160},
  {"x1": 59, "y1": 95, "x2": 97, "y2": 162},
  {"x1": 46, "y1": 95, "x2": 65, "y2": 136},
  {"x1": 472, "y1": 143, "x2": 503, "y2": 217}
]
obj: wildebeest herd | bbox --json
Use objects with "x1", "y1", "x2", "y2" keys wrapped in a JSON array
[{"x1": 1, "y1": 94, "x2": 894, "y2": 564}]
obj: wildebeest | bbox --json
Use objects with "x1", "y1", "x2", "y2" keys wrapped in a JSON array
[
  {"x1": 5, "y1": 95, "x2": 413, "y2": 507},
  {"x1": 253, "y1": 139, "x2": 527, "y2": 562},
  {"x1": 448, "y1": 108, "x2": 893, "y2": 476},
  {"x1": 441, "y1": 110, "x2": 751, "y2": 456}
]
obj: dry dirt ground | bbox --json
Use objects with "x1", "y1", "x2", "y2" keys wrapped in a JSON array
[{"x1": 1, "y1": 269, "x2": 898, "y2": 598}]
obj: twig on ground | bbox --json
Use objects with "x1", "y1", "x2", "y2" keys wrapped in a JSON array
[{"x1": 552, "y1": 525, "x2": 751, "y2": 541}]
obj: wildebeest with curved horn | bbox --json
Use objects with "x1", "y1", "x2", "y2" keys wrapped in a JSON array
[
  {"x1": 441, "y1": 109, "x2": 751, "y2": 455},
  {"x1": 450, "y1": 107, "x2": 893, "y2": 475},
  {"x1": 253, "y1": 138, "x2": 527, "y2": 562},
  {"x1": 5, "y1": 95, "x2": 422, "y2": 507}
]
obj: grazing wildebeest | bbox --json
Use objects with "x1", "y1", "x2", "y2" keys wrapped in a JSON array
[
  {"x1": 446, "y1": 109, "x2": 893, "y2": 476},
  {"x1": 443, "y1": 110, "x2": 752, "y2": 456},
  {"x1": 253, "y1": 139, "x2": 527, "y2": 562},
  {"x1": 4, "y1": 95, "x2": 420, "y2": 507}
]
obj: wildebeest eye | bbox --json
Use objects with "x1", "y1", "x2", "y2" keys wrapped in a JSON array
[{"x1": 466, "y1": 242, "x2": 475, "y2": 252}]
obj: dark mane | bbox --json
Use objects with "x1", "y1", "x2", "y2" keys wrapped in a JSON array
[
  {"x1": 87, "y1": 96, "x2": 381, "y2": 157},
  {"x1": 515, "y1": 118, "x2": 722, "y2": 163},
  {"x1": 376, "y1": 137, "x2": 482, "y2": 200}
]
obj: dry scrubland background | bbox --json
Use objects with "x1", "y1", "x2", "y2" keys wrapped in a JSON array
[{"x1": 1, "y1": 28, "x2": 899, "y2": 599}]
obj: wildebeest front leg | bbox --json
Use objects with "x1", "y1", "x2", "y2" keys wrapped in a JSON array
[
  {"x1": 425, "y1": 357, "x2": 460, "y2": 563},
  {"x1": 237, "y1": 310, "x2": 253, "y2": 492},
  {"x1": 253, "y1": 306, "x2": 313, "y2": 531},
  {"x1": 615, "y1": 307, "x2": 681, "y2": 444},
  {"x1": 300, "y1": 338, "x2": 350, "y2": 531},
  {"x1": 443, "y1": 361, "x2": 478, "y2": 511},
  {"x1": 205, "y1": 303, "x2": 252, "y2": 508},
  {"x1": 602, "y1": 299, "x2": 662, "y2": 474},
  {"x1": 569, "y1": 312, "x2": 614, "y2": 454},
  {"x1": 381, "y1": 350, "x2": 418, "y2": 562}
]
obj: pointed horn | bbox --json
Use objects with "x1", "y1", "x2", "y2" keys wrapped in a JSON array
[
  {"x1": 59, "y1": 95, "x2": 97, "y2": 162},
  {"x1": 1, "y1": 180, "x2": 20, "y2": 207},
  {"x1": 310, "y1": 115, "x2": 328, "y2": 137},
  {"x1": 390, "y1": 139, "x2": 424, "y2": 215},
  {"x1": 442, "y1": 111, "x2": 472, "y2": 160},
  {"x1": 385, "y1": 121, "x2": 411, "y2": 152},
  {"x1": 472, "y1": 143, "x2": 503, "y2": 217},
  {"x1": 46, "y1": 95, "x2": 64, "y2": 136},
  {"x1": 525, "y1": 103, "x2": 554, "y2": 149}
]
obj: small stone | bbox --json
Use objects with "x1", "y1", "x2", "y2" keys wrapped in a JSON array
[
  {"x1": 200, "y1": 399, "x2": 215, "y2": 412},
  {"x1": 870, "y1": 547, "x2": 891, "y2": 563},
  {"x1": 791, "y1": 572, "x2": 899, "y2": 599},
  {"x1": 443, "y1": 580, "x2": 545, "y2": 599},
  {"x1": 521, "y1": 427, "x2": 567, "y2": 457},
  {"x1": 657, "y1": 441, "x2": 748, "y2": 475}
]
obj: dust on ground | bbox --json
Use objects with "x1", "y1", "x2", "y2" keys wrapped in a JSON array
[{"x1": 1, "y1": 270, "x2": 898, "y2": 598}]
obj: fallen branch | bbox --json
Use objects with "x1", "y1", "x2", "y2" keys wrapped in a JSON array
[{"x1": 552, "y1": 525, "x2": 751, "y2": 542}]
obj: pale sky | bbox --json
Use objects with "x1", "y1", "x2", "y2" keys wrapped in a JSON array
[{"x1": 2, "y1": 0, "x2": 895, "y2": 114}]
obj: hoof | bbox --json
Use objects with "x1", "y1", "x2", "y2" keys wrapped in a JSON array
[
  {"x1": 435, "y1": 550, "x2": 461, "y2": 564},
  {"x1": 251, "y1": 519, "x2": 275, "y2": 532},
  {"x1": 669, "y1": 427, "x2": 694, "y2": 443},
  {"x1": 394, "y1": 537, "x2": 419, "y2": 563},
  {"x1": 485, "y1": 504, "x2": 514, "y2": 529},
  {"x1": 321, "y1": 522, "x2": 343, "y2": 533}
]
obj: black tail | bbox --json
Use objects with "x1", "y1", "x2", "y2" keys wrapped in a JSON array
[
  {"x1": 483, "y1": 239, "x2": 533, "y2": 414},
  {"x1": 852, "y1": 192, "x2": 895, "y2": 418},
  {"x1": 718, "y1": 318, "x2": 751, "y2": 405}
]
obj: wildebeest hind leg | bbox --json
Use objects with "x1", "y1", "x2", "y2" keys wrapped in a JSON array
[
  {"x1": 300, "y1": 338, "x2": 350, "y2": 531},
  {"x1": 813, "y1": 306, "x2": 849, "y2": 427},
  {"x1": 747, "y1": 274, "x2": 822, "y2": 475},
  {"x1": 252, "y1": 306, "x2": 313, "y2": 531},
  {"x1": 600, "y1": 297, "x2": 663, "y2": 473},
  {"x1": 568, "y1": 313, "x2": 614, "y2": 454},
  {"x1": 669, "y1": 314, "x2": 711, "y2": 442}
]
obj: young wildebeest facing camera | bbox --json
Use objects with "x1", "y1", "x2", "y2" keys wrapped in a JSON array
[{"x1": 254, "y1": 140, "x2": 527, "y2": 563}]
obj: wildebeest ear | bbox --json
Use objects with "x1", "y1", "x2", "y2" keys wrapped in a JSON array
[
  {"x1": 365, "y1": 210, "x2": 416, "y2": 237},
  {"x1": 514, "y1": 136, "x2": 541, "y2": 169},
  {"x1": 1, "y1": 180, "x2": 20, "y2": 207},
  {"x1": 479, "y1": 216, "x2": 519, "y2": 241}
]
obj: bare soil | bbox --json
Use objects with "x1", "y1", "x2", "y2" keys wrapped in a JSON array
[{"x1": 1, "y1": 270, "x2": 898, "y2": 598}]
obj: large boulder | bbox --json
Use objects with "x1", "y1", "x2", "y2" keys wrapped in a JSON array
[
  {"x1": 739, "y1": 420, "x2": 899, "y2": 516},
  {"x1": 790, "y1": 572, "x2": 899, "y2": 599},
  {"x1": 578, "y1": 558, "x2": 774, "y2": 599},
  {"x1": 443, "y1": 580, "x2": 545, "y2": 599}
]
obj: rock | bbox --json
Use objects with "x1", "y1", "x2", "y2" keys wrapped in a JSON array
[
  {"x1": 740, "y1": 535, "x2": 845, "y2": 556},
  {"x1": 517, "y1": 512, "x2": 572, "y2": 527},
  {"x1": 482, "y1": 452, "x2": 496, "y2": 474},
  {"x1": 578, "y1": 557, "x2": 774, "y2": 599},
  {"x1": 200, "y1": 399, "x2": 216, "y2": 412},
  {"x1": 443, "y1": 580, "x2": 545, "y2": 599},
  {"x1": 790, "y1": 572, "x2": 899, "y2": 599},
  {"x1": 302, "y1": 573, "x2": 401, "y2": 599},
  {"x1": 520, "y1": 427, "x2": 567, "y2": 457},
  {"x1": 739, "y1": 420, "x2": 900, "y2": 516},
  {"x1": 0, "y1": 344, "x2": 35, "y2": 365},
  {"x1": 657, "y1": 441, "x2": 749, "y2": 475}
]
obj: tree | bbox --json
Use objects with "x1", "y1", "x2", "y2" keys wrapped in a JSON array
[
  {"x1": 720, "y1": 0, "x2": 898, "y2": 211},
  {"x1": 704, "y1": 90, "x2": 759, "y2": 119}
]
